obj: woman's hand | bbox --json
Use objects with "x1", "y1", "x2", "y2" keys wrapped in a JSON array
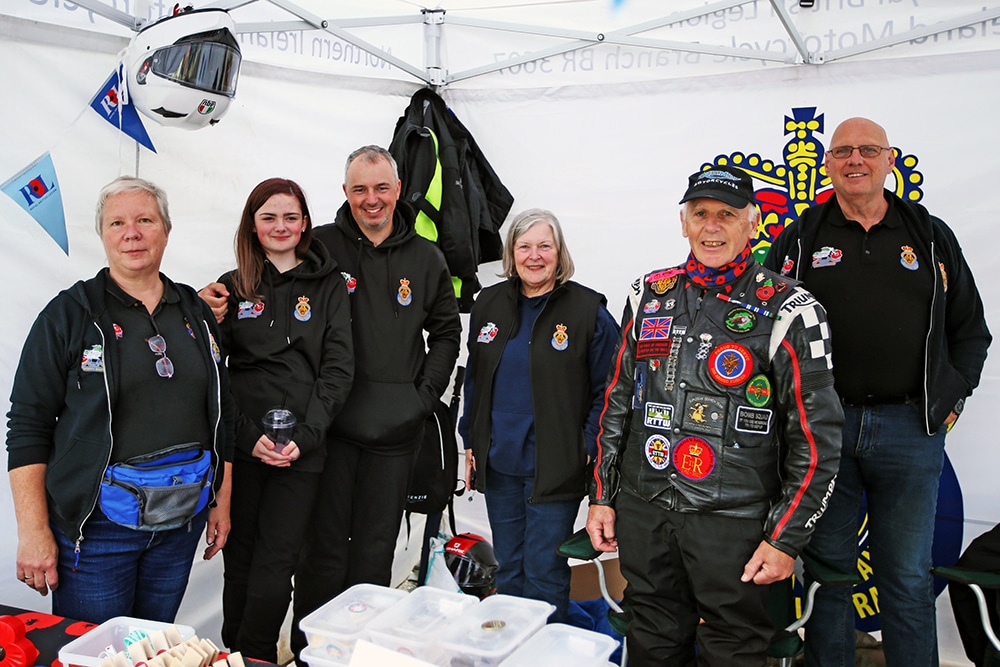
[
  {"x1": 16, "y1": 525, "x2": 59, "y2": 596},
  {"x1": 10, "y1": 465, "x2": 59, "y2": 595},
  {"x1": 204, "y1": 461, "x2": 232, "y2": 560},
  {"x1": 252, "y1": 435, "x2": 297, "y2": 467}
]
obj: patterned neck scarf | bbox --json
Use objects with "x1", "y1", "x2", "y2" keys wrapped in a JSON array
[{"x1": 685, "y1": 242, "x2": 753, "y2": 292}]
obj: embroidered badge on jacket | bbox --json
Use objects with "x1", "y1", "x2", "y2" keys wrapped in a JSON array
[
  {"x1": 812, "y1": 246, "x2": 843, "y2": 268},
  {"x1": 644, "y1": 402, "x2": 673, "y2": 430},
  {"x1": 238, "y1": 300, "x2": 265, "y2": 319},
  {"x1": 735, "y1": 406, "x2": 773, "y2": 434},
  {"x1": 81, "y1": 344, "x2": 105, "y2": 373},
  {"x1": 397, "y1": 278, "x2": 412, "y2": 306},
  {"x1": 209, "y1": 333, "x2": 222, "y2": 363},
  {"x1": 637, "y1": 316, "x2": 673, "y2": 358},
  {"x1": 477, "y1": 322, "x2": 499, "y2": 344},
  {"x1": 551, "y1": 323, "x2": 569, "y2": 351},
  {"x1": 673, "y1": 437, "x2": 715, "y2": 480},
  {"x1": 342, "y1": 272, "x2": 357, "y2": 294},
  {"x1": 724, "y1": 308, "x2": 756, "y2": 333},
  {"x1": 900, "y1": 245, "x2": 919, "y2": 271},
  {"x1": 649, "y1": 276, "x2": 677, "y2": 296},
  {"x1": 708, "y1": 342, "x2": 753, "y2": 387},
  {"x1": 294, "y1": 296, "x2": 312, "y2": 322},
  {"x1": 745, "y1": 374, "x2": 772, "y2": 407},
  {"x1": 645, "y1": 434, "x2": 670, "y2": 470},
  {"x1": 683, "y1": 394, "x2": 726, "y2": 437},
  {"x1": 647, "y1": 268, "x2": 683, "y2": 296}
]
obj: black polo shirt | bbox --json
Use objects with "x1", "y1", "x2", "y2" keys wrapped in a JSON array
[
  {"x1": 803, "y1": 197, "x2": 933, "y2": 402},
  {"x1": 105, "y1": 278, "x2": 212, "y2": 463}
]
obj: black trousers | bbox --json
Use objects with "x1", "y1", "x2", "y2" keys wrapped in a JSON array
[
  {"x1": 615, "y1": 490, "x2": 774, "y2": 667},
  {"x1": 949, "y1": 523, "x2": 1000, "y2": 667},
  {"x1": 290, "y1": 439, "x2": 417, "y2": 661},
  {"x1": 221, "y1": 459, "x2": 320, "y2": 662}
]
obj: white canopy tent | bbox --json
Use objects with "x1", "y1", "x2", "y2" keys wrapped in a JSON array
[{"x1": 2, "y1": 1, "x2": 999, "y2": 663}]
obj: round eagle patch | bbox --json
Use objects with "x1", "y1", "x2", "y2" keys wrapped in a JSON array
[{"x1": 708, "y1": 342, "x2": 753, "y2": 387}]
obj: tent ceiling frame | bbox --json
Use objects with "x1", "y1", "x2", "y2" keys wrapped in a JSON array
[
  {"x1": 43, "y1": 1, "x2": 1000, "y2": 86},
  {"x1": 823, "y1": 6, "x2": 1000, "y2": 63},
  {"x1": 68, "y1": 0, "x2": 142, "y2": 30}
]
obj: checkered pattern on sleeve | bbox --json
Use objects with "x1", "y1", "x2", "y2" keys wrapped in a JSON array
[{"x1": 770, "y1": 287, "x2": 833, "y2": 370}]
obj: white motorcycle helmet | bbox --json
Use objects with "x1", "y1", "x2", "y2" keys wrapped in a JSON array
[{"x1": 127, "y1": 8, "x2": 241, "y2": 129}]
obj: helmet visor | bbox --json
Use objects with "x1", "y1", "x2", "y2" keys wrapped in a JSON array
[
  {"x1": 450, "y1": 554, "x2": 497, "y2": 588},
  {"x1": 151, "y1": 38, "x2": 241, "y2": 97}
]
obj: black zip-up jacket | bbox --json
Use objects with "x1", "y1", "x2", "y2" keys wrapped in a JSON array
[
  {"x1": 389, "y1": 88, "x2": 515, "y2": 312},
  {"x1": 592, "y1": 263, "x2": 843, "y2": 557},
  {"x1": 462, "y1": 279, "x2": 609, "y2": 503},
  {"x1": 6, "y1": 269, "x2": 236, "y2": 544},
  {"x1": 313, "y1": 201, "x2": 461, "y2": 453},
  {"x1": 763, "y1": 191, "x2": 991, "y2": 433},
  {"x1": 218, "y1": 239, "x2": 354, "y2": 473}
]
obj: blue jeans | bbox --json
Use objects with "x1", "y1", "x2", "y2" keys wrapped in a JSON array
[
  {"x1": 484, "y1": 467, "x2": 580, "y2": 623},
  {"x1": 804, "y1": 402, "x2": 945, "y2": 667},
  {"x1": 52, "y1": 507, "x2": 208, "y2": 624}
]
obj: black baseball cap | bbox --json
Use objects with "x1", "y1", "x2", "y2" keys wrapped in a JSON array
[{"x1": 678, "y1": 166, "x2": 756, "y2": 208}]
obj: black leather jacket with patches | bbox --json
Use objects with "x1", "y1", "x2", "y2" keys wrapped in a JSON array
[{"x1": 591, "y1": 261, "x2": 843, "y2": 557}]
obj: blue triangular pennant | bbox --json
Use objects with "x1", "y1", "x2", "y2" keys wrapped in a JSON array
[
  {"x1": 1, "y1": 152, "x2": 69, "y2": 255},
  {"x1": 89, "y1": 66, "x2": 156, "y2": 153}
]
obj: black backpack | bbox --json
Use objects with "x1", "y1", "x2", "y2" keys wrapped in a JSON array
[
  {"x1": 406, "y1": 397, "x2": 462, "y2": 515},
  {"x1": 406, "y1": 367, "x2": 465, "y2": 518}
]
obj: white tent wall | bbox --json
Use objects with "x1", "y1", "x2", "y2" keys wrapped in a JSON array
[{"x1": 2, "y1": 3, "x2": 1000, "y2": 663}]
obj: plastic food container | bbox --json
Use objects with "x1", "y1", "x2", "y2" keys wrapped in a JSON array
[
  {"x1": 437, "y1": 594, "x2": 555, "y2": 667},
  {"x1": 58, "y1": 616, "x2": 196, "y2": 667},
  {"x1": 298, "y1": 583, "x2": 408, "y2": 665},
  {"x1": 498, "y1": 623, "x2": 619, "y2": 667},
  {"x1": 367, "y1": 586, "x2": 478, "y2": 662}
]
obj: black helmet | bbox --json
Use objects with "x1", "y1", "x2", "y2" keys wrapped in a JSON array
[{"x1": 444, "y1": 533, "x2": 498, "y2": 599}]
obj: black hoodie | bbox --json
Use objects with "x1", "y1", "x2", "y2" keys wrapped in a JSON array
[
  {"x1": 313, "y1": 200, "x2": 461, "y2": 453},
  {"x1": 218, "y1": 239, "x2": 354, "y2": 473}
]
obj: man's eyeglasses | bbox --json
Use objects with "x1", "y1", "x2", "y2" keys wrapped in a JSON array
[
  {"x1": 826, "y1": 145, "x2": 892, "y2": 160},
  {"x1": 146, "y1": 334, "x2": 174, "y2": 378}
]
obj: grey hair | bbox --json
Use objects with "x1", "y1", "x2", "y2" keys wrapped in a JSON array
[
  {"x1": 344, "y1": 145, "x2": 399, "y2": 182},
  {"x1": 680, "y1": 201, "x2": 760, "y2": 225},
  {"x1": 500, "y1": 208, "x2": 575, "y2": 285},
  {"x1": 94, "y1": 176, "x2": 171, "y2": 235}
]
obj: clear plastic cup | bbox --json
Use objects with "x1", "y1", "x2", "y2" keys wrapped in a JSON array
[{"x1": 262, "y1": 408, "x2": 296, "y2": 454}]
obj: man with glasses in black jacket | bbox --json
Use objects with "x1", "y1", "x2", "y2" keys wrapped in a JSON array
[{"x1": 764, "y1": 117, "x2": 992, "y2": 667}]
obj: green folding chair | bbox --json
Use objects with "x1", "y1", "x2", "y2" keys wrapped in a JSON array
[
  {"x1": 768, "y1": 551, "x2": 861, "y2": 666},
  {"x1": 933, "y1": 565, "x2": 1000, "y2": 667},
  {"x1": 557, "y1": 528, "x2": 630, "y2": 666}
]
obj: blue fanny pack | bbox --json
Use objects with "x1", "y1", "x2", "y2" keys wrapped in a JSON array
[{"x1": 100, "y1": 443, "x2": 214, "y2": 531}]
